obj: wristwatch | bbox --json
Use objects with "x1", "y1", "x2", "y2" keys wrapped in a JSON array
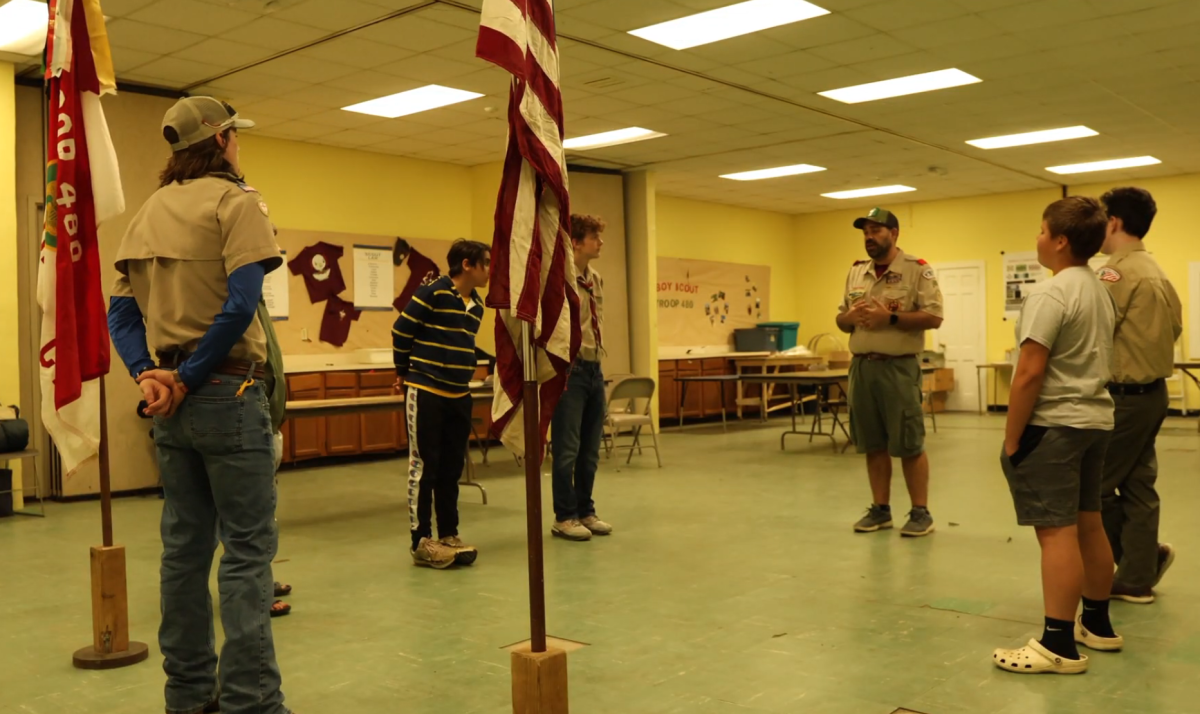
[{"x1": 889, "y1": 313, "x2": 899, "y2": 326}]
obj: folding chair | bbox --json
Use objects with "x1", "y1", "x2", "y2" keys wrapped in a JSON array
[
  {"x1": 601, "y1": 373, "x2": 635, "y2": 457},
  {"x1": 605, "y1": 377, "x2": 663, "y2": 468}
]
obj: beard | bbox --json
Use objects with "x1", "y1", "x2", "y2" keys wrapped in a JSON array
[{"x1": 865, "y1": 238, "x2": 892, "y2": 261}]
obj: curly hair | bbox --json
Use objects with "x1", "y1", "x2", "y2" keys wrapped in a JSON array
[{"x1": 570, "y1": 214, "x2": 606, "y2": 243}]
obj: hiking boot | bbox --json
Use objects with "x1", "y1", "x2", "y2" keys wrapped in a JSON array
[
  {"x1": 551, "y1": 519, "x2": 592, "y2": 541},
  {"x1": 580, "y1": 515, "x2": 613, "y2": 535},
  {"x1": 853, "y1": 505, "x2": 893, "y2": 533},
  {"x1": 900, "y1": 507, "x2": 935, "y2": 537},
  {"x1": 172, "y1": 698, "x2": 219, "y2": 714},
  {"x1": 1111, "y1": 581, "x2": 1154, "y2": 604},
  {"x1": 439, "y1": 535, "x2": 478, "y2": 566},
  {"x1": 411, "y1": 537, "x2": 457, "y2": 569},
  {"x1": 1153, "y1": 543, "x2": 1175, "y2": 587}
]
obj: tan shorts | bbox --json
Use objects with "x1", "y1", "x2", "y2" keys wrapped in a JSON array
[{"x1": 848, "y1": 356, "x2": 924, "y2": 458}]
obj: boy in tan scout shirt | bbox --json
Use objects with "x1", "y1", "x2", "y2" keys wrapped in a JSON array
[
  {"x1": 836, "y1": 208, "x2": 944, "y2": 538},
  {"x1": 993, "y1": 197, "x2": 1120, "y2": 675},
  {"x1": 1097, "y1": 187, "x2": 1182, "y2": 604}
]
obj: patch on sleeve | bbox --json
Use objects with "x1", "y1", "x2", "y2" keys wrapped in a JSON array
[
  {"x1": 922, "y1": 268, "x2": 936, "y2": 280},
  {"x1": 258, "y1": 200, "x2": 270, "y2": 217},
  {"x1": 848, "y1": 288, "x2": 866, "y2": 302},
  {"x1": 1098, "y1": 267, "x2": 1122, "y2": 283},
  {"x1": 235, "y1": 182, "x2": 258, "y2": 193},
  {"x1": 916, "y1": 258, "x2": 928, "y2": 265}
]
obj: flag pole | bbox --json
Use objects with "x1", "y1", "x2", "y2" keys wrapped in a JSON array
[
  {"x1": 520, "y1": 322, "x2": 547, "y2": 653},
  {"x1": 72, "y1": 378, "x2": 149, "y2": 669}
]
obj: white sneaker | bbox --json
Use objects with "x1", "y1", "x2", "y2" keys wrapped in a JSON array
[
  {"x1": 580, "y1": 515, "x2": 613, "y2": 535},
  {"x1": 551, "y1": 519, "x2": 592, "y2": 541}
]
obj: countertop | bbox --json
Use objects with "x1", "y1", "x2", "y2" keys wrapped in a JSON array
[{"x1": 283, "y1": 354, "x2": 489, "y2": 374}]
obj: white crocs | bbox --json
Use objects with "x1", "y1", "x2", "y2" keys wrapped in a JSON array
[
  {"x1": 992, "y1": 639, "x2": 1088, "y2": 674},
  {"x1": 1075, "y1": 616, "x2": 1124, "y2": 652}
]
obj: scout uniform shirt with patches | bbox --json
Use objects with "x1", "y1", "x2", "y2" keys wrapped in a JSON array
[
  {"x1": 1100, "y1": 243, "x2": 1183, "y2": 384},
  {"x1": 840, "y1": 249, "x2": 943, "y2": 356},
  {"x1": 576, "y1": 265, "x2": 605, "y2": 363},
  {"x1": 113, "y1": 173, "x2": 282, "y2": 365}
]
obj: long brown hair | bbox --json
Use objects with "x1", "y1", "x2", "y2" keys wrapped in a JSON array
[{"x1": 158, "y1": 128, "x2": 237, "y2": 187}]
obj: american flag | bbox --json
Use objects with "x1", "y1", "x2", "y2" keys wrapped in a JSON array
[
  {"x1": 39, "y1": 0, "x2": 124, "y2": 476},
  {"x1": 476, "y1": 0, "x2": 581, "y2": 458}
]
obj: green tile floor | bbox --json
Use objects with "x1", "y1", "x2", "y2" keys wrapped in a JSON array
[{"x1": 3, "y1": 414, "x2": 1199, "y2": 714}]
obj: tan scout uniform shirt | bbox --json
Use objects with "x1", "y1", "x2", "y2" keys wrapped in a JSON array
[
  {"x1": 112, "y1": 174, "x2": 283, "y2": 365},
  {"x1": 840, "y1": 249, "x2": 943, "y2": 356},
  {"x1": 577, "y1": 265, "x2": 605, "y2": 363},
  {"x1": 1101, "y1": 243, "x2": 1182, "y2": 384}
]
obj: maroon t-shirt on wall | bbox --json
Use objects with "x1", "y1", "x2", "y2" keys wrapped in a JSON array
[
  {"x1": 288, "y1": 241, "x2": 346, "y2": 303},
  {"x1": 393, "y1": 247, "x2": 441, "y2": 312},
  {"x1": 320, "y1": 295, "x2": 361, "y2": 347}
]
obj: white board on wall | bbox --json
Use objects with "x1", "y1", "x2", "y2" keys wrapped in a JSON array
[{"x1": 1189, "y1": 262, "x2": 1200, "y2": 360}]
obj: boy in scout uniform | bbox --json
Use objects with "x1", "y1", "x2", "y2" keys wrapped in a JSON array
[
  {"x1": 1097, "y1": 187, "x2": 1183, "y2": 604},
  {"x1": 835, "y1": 208, "x2": 943, "y2": 537},
  {"x1": 108, "y1": 97, "x2": 293, "y2": 714}
]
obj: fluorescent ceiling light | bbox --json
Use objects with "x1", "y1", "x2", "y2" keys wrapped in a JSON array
[
  {"x1": 563, "y1": 127, "x2": 666, "y2": 150},
  {"x1": 721, "y1": 164, "x2": 826, "y2": 181},
  {"x1": 0, "y1": 0, "x2": 49, "y2": 56},
  {"x1": 629, "y1": 0, "x2": 830, "y2": 50},
  {"x1": 342, "y1": 85, "x2": 484, "y2": 118},
  {"x1": 819, "y1": 69, "x2": 981, "y2": 104},
  {"x1": 1046, "y1": 156, "x2": 1161, "y2": 175},
  {"x1": 822, "y1": 185, "x2": 917, "y2": 200},
  {"x1": 967, "y1": 126, "x2": 1098, "y2": 149}
]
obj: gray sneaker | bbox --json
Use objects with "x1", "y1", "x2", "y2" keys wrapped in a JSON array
[
  {"x1": 900, "y1": 508, "x2": 935, "y2": 537},
  {"x1": 853, "y1": 505, "x2": 894, "y2": 533}
]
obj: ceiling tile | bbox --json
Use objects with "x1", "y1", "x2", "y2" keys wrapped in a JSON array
[
  {"x1": 316, "y1": 130, "x2": 397, "y2": 148},
  {"x1": 272, "y1": 0, "x2": 392, "y2": 30},
  {"x1": 107, "y1": 18, "x2": 207, "y2": 55},
  {"x1": 112, "y1": 47, "x2": 160, "y2": 74},
  {"x1": 274, "y1": 85, "x2": 378, "y2": 110},
  {"x1": 357, "y1": 16, "x2": 477, "y2": 53},
  {"x1": 103, "y1": 0, "x2": 159, "y2": 18},
  {"x1": 125, "y1": 56, "x2": 227, "y2": 84},
  {"x1": 220, "y1": 17, "x2": 329, "y2": 50},
  {"x1": 199, "y1": 70, "x2": 312, "y2": 97},
  {"x1": 129, "y1": 0, "x2": 259, "y2": 36},
  {"x1": 376, "y1": 53, "x2": 487, "y2": 83},
  {"x1": 260, "y1": 120, "x2": 332, "y2": 140},
  {"x1": 298, "y1": 36, "x2": 417, "y2": 70},
  {"x1": 255, "y1": 55, "x2": 360, "y2": 84},
  {"x1": 808, "y1": 34, "x2": 919, "y2": 65},
  {"x1": 373, "y1": 136, "x2": 442, "y2": 155},
  {"x1": 172, "y1": 38, "x2": 276, "y2": 67}
]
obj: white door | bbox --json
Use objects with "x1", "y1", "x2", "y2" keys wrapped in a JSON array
[{"x1": 932, "y1": 262, "x2": 987, "y2": 412}]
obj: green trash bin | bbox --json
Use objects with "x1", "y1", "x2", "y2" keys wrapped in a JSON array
[{"x1": 756, "y1": 322, "x2": 800, "y2": 350}]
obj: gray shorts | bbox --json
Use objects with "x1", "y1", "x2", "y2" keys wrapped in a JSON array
[{"x1": 999, "y1": 426, "x2": 1108, "y2": 528}]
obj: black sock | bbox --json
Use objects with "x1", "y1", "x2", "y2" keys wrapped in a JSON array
[
  {"x1": 1039, "y1": 617, "x2": 1080, "y2": 659},
  {"x1": 876, "y1": 504, "x2": 891, "y2": 512},
  {"x1": 1081, "y1": 597, "x2": 1116, "y2": 638}
]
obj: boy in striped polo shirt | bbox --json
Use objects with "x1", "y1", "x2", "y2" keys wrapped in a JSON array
[{"x1": 393, "y1": 240, "x2": 490, "y2": 569}]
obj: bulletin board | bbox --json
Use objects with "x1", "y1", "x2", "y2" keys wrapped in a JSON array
[
  {"x1": 272, "y1": 228, "x2": 458, "y2": 356},
  {"x1": 657, "y1": 257, "x2": 771, "y2": 347}
]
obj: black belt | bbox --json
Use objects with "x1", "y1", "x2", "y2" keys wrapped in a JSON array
[
  {"x1": 1107, "y1": 379, "x2": 1164, "y2": 396},
  {"x1": 157, "y1": 352, "x2": 266, "y2": 380},
  {"x1": 855, "y1": 353, "x2": 917, "y2": 361}
]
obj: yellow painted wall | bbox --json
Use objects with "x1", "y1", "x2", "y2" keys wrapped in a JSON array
[
  {"x1": 1, "y1": 63, "x2": 21, "y2": 497},
  {"x1": 656, "y1": 195, "x2": 801, "y2": 324}
]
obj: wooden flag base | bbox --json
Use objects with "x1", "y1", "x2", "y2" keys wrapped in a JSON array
[
  {"x1": 512, "y1": 646, "x2": 568, "y2": 714},
  {"x1": 71, "y1": 545, "x2": 149, "y2": 670}
]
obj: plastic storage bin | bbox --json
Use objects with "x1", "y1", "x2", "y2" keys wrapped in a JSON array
[
  {"x1": 756, "y1": 322, "x2": 800, "y2": 350},
  {"x1": 734, "y1": 328, "x2": 778, "y2": 353}
]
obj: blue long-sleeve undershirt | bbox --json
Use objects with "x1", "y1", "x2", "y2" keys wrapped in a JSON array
[{"x1": 108, "y1": 263, "x2": 266, "y2": 391}]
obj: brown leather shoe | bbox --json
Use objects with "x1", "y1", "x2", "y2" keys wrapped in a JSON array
[{"x1": 1111, "y1": 581, "x2": 1154, "y2": 604}]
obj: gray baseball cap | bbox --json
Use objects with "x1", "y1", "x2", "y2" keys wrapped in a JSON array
[
  {"x1": 162, "y1": 97, "x2": 255, "y2": 152},
  {"x1": 853, "y1": 207, "x2": 899, "y2": 230}
]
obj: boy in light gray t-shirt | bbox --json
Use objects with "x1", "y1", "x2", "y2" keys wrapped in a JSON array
[{"x1": 993, "y1": 197, "x2": 1121, "y2": 676}]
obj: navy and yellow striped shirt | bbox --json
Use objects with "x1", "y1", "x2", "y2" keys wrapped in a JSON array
[{"x1": 393, "y1": 275, "x2": 484, "y2": 398}]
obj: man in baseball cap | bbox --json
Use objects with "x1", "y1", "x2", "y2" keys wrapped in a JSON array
[
  {"x1": 162, "y1": 96, "x2": 255, "y2": 152},
  {"x1": 837, "y1": 205, "x2": 944, "y2": 538}
]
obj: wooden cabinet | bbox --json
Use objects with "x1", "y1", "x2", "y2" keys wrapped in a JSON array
[
  {"x1": 676, "y1": 359, "x2": 703, "y2": 419},
  {"x1": 324, "y1": 372, "x2": 361, "y2": 455},
  {"x1": 360, "y1": 372, "x2": 402, "y2": 453},
  {"x1": 288, "y1": 373, "x2": 326, "y2": 461},
  {"x1": 700, "y1": 358, "x2": 728, "y2": 416},
  {"x1": 658, "y1": 361, "x2": 678, "y2": 421}
]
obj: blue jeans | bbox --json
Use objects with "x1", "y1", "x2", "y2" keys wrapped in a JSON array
[
  {"x1": 551, "y1": 361, "x2": 606, "y2": 521},
  {"x1": 153, "y1": 373, "x2": 288, "y2": 714}
]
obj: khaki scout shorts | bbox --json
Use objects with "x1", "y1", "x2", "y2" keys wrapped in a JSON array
[
  {"x1": 1000, "y1": 426, "x2": 1107, "y2": 528},
  {"x1": 848, "y1": 356, "x2": 925, "y2": 458}
]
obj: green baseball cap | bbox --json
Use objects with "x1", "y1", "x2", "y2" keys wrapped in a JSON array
[{"x1": 853, "y1": 207, "x2": 899, "y2": 230}]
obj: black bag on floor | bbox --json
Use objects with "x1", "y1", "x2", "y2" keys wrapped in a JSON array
[{"x1": 0, "y1": 405, "x2": 30, "y2": 453}]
